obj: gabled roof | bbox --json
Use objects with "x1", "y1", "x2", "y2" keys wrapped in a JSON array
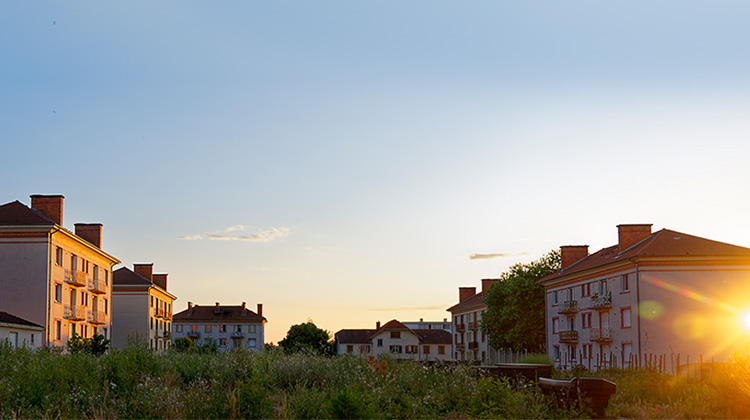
[
  {"x1": 173, "y1": 304, "x2": 266, "y2": 323},
  {"x1": 335, "y1": 329, "x2": 375, "y2": 344},
  {"x1": 372, "y1": 319, "x2": 410, "y2": 334},
  {"x1": 113, "y1": 267, "x2": 153, "y2": 286},
  {"x1": 0, "y1": 201, "x2": 56, "y2": 226},
  {"x1": 412, "y1": 329, "x2": 452, "y2": 344},
  {"x1": 540, "y1": 228, "x2": 750, "y2": 284},
  {"x1": 0, "y1": 311, "x2": 44, "y2": 329},
  {"x1": 446, "y1": 291, "x2": 486, "y2": 313}
]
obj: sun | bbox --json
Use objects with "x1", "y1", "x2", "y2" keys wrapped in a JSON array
[{"x1": 740, "y1": 310, "x2": 750, "y2": 332}]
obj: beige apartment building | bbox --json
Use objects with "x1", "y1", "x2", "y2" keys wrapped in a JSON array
[
  {"x1": 112, "y1": 263, "x2": 176, "y2": 350},
  {"x1": 0, "y1": 195, "x2": 120, "y2": 346},
  {"x1": 539, "y1": 224, "x2": 750, "y2": 371},
  {"x1": 172, "y1": 302, "x2": 266, "y2": 352},
  {"x1": 447, "y1": 279, "x2": 498, "y2": 363}
]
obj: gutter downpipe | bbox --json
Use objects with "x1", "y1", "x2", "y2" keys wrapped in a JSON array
[
  {"x1": 635, "y1": 261, "x2": 642, "y2": 368},
  {"x1": 46, "y1": 227, "x2": 61, "y2": 347}
]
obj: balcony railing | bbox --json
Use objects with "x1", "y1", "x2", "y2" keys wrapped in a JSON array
[
  {"x1": 559, "y1": 330, "x2": 579, "y2": 343},
  {"x1": 468, "y1": 341, "x2": 479, "y2": 350},
  {"x1": 64, "y1": 304, "x2": 87, "y2": 320},
  {"x1": 468, "y1": 321, "x2": 478, "y2": 330},
  {"x1": 64, "y1": 269, "x2": 88, "y2": 287},
  {"x1": 589, "y1": 292, "x2": 612, "y2": 310},
  {"x1": 88, "y1": 277, "x2": 106, "y2": 294},
  {"x1": 164, "y1": 312, "x2": 172, "y2": 320},
  {"x1": 558, "y1": 300, "x2": 579, "y2": 314},
  {"x1": 187, "y1": 331, "x2": 200, "y2": 339},
  {"x1": 153, "y1": 307, "x2": 165, "y2": 318},
  {"x1": 88, "y1": 310, "x2": 107, "y2": 325},
  {"x1": 163, "y1": 331, "x2": 171, "y2": 339},
  {"x1": 455, "y1": 323, "x2": 465, "y2": 332},
  {"x1": 589, "y1": 327, "x2": 613, "y2": 342},
  {"x1": 455, "y1": 343, "x2": 465, "y2": 351}
]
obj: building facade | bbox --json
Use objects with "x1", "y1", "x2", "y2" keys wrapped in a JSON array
[
  {"x1": 172, "y1": 302, "x2": 266, "y2": 352},
  {"x1": 539, "y1": 224, "x2": 750, "y2": 370},
  {"x1": 335, "y1": 319, "x2": 452, "y2": 361},
  {"x1": 112, "y1": 264, "x2": 176, "y2": 350},
  {"x1": 0, "y1": 195, "x2": 120, "y2": 347},
  {"x1": 0, "y1": 311, "x2": 44, "y2": 349},
  {"x1": 447, "y1": 279, "x2": 497, "y2": 363}
]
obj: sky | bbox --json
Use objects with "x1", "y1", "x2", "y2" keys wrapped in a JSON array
[{"x1": 3, "y1": 1, "x2": 750, "y2": 344}]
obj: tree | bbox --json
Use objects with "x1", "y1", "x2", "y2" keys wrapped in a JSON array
[
  {"x1": 66, "y1": 332, "x2": 110, "y2": 356},
  {"x1": 481, "y1": 250, "x2": 561, "y2": 352},
  {"x1": 278, "y1": 320, "x2": 334, "y2": 355}
]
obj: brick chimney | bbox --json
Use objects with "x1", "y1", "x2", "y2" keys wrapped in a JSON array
[
  {"x1": 152, "y1": 273, "x2": 167, "y2": 291},
  {"x1": 30, "y1": 194, "x2": 64, "y2": 225},
  {"x1": 376, "y1": 321, "x2": 381, "y2": 329},
  {"x1": 74, "y1": 223, "x2": 102, "y2": 248},
  {"x1": 188, "y1": 302, "x2": 193, "y2": 309},
  {"x1": 459, "y1": 287, "x2": 477, "y2": 303},
  {"x1": 256, "y1": 303, "x2": 263, "y2": 317},
  {"x1": 214, "y1": 302, "x2": 221, "y2": 313},
  {"x1": 618, "y1": 224, "x2": 653, "y2": 251},
  {"x1": 481, "y1": 279, "x2": 498, "y2": 294},
  {"x1": 133, "y1": 263, "x2": 153, "y2": 281},
  {"x1": 561, "y1": 245, "x2": 588, "y2": 269}
]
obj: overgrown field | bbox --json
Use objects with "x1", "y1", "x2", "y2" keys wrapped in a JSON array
[{"x1": 2, "y1": 344, "x2": 750, "y2": 419}]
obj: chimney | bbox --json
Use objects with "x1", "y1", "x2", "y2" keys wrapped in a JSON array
[
  {"x1": 481, "y1": 279, "x2": 498, "y2": 294},
  {"x1": 376, "y1": 321, "x2": 381, "y2": 329},
  {"x1": 560, "y1": 245, "x2": 589, "y2": 270},
  {"x1": 188, "y1": 302, "x2": 193, "y2": 309},
  {"x1": 30, "y1": 194, "x2": 64, "y2": 225},
  {"x1": 618, "y1": 224, "x2": 653, "y2": 251},
  {"x1": 256, "y1": 303, "x2": 263, "y2": 317},
  {"x1": 133, "y1": 263, "x2": 154, "y2": 282},
  {"x1": 459, "y1": 287, "x2": 477, "y2": 303},
  {"x1": 152, "y1": 274, "x2": 168, "y2": 291},
  {"x1": 74, "y1": 223, "x2": 102, "y2": 248},
  {"x1": 214, "y1": 302, "x2": 221, "y2": 313}
]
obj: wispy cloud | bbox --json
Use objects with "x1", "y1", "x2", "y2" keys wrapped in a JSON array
[
  {"x1": 469, "y1": 252, "x2": 528, "y2": 260},
  {"x1": 369, "y1": 305, "x2": 448, "y2": 312},
  {"x1": 180, "y1": 225, "x2": 290, "y2": 242}
]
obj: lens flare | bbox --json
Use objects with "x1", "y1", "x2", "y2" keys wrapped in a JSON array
[{"x1": 741, "y1": 310, "x2": 750, "y2": 332}]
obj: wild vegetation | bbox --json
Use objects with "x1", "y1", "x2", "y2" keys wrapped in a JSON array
[{"x1": 1, "y1": 343, "x2": 750, "y2": 419}]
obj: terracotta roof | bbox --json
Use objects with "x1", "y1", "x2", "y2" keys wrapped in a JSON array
[
  {"x1": 540, "y1": 228, "x2": 750, "y2": 284},
  {"x1": 172, "y1": 304, "x2": 266, "y2": 323},
  {"x1": 446, "y1": 291, "x2": 486, "y2": 312},
  {"x1": 113, "y1": 267, "x2": 153, "y2": 286},
  {"x1": 0, "y1": 311, "x2": 44, "y2": 329},
  {"x1": 412, "y1": 329, "x2": 452, "y2": 344},
  {"x1": 335, "y1": 329, "x2": 375, "y2": 344},
  {"x1": 0, "y1": 201, "x2": 56, "y2": 226}
]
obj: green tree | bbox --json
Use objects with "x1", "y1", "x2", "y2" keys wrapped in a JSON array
[
  {"x1": 66, "y1": 332, "x2": 110, "y2": 356},
  {"x1": 278, "y1": 320, "x2": 334, "y2": 355},
  {"x1": 481, "y1": 250, "x2": 561, "y2": 351}
]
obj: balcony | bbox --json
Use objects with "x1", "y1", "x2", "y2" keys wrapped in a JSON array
[
  {"x1": 468, "y1": 321, "x2": 478, "y2": 330},
  {"x1": 589, "y1": 327, "x2": 613, "y2": 342},
  {"x1": 187, "y1": 331, "x2": 200, "y2": 339},
  {"x1": 164, "y1": 312, "x2": 172, "y2": 320},
  {"x1": 162, "y1": 331, "x2": 171, "y2": 340},
  {"x1": 231, "y1": 331, "x2": 244, "y2": 338},
  {"x1": 88, "y1": 277, "x2": 106, "y2": 294},
  {"x1": 64, "y1": 269, "x2": 88, "y2": 287},
  {"x1": 455, "y1": 323, "x2": 465, "y2": 332},
  {"x1": 153, "y1": 307, "x2": 165, "y2": 319},
  {"x1": 456, "y1": 343, "x2": 465, "y2": 351},
  {"x1": 88, "y1": 310, "x2": 107, "y2": 325},
  {"x1": 559, "y1": 330, "x2": 579, "y2": 343},
  {"x1": 589, "y1": 292, "x2": 612, "y2": 310},
  {"x1": 64, "y1": 304, "x2": 87, "y2": 320},
  {"x1": 558, "y1": 300, "x2": 579, "y2": 315},
  {"x1": 468, "y1": 341, "x2": 479, "y2": 350}
]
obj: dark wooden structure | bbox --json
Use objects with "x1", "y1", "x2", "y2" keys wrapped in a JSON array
[{"x1": 539, "y1": 377, "x2": 616, "y2": 419}]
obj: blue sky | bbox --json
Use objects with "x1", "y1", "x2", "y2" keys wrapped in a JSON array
[{"x1": 3, "y1": 2, "x2": 750, "y2": 342}]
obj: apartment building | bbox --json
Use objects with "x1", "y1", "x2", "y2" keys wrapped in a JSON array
[
  {"x1": 0, "y1": 311, "x2": 44, "y2": 349},
  {"x1": 112, "y1": 263, "x2": 176, "y2": 350},
  {"x1": 447, "y1": 279, "x2": 497, "y2": 363},
  {"x1": 172, "y1": 302, "x2": 266, "y2": 352},
  {"x1": 335, "y1": 319, "x2": 451, "y2": 361},
  {"x1": 539, "y1": 224, "x2": 750, "y2": 370},
  {"x1": 402, "y1": 318, "x2": 452, "y2": 332},
  {"x1": 0, "y1": 195, "x2": 120, "y2": 346}
]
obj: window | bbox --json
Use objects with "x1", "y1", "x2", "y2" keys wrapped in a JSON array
[
  {"x1": 552, "y1": 291, "x2": 559, "y2": 305},
  {"x1": 104, "y1": 270, "x2": 108, "y2": 285},
  {"x1": 9, "y1": 332, "x2": 18, "y2": 349},
  {"x1": 150, "y1": 318, "x2": 153, "y2": 329},
  {"x1": 190, "y1": 325, "x2": 198, "y2": 333},
  {"x1": 220, "y1": 325, "x2": 227, "y2": 333},
  {"x1": 205, "y1": 325, "x2": 212, "y2": 333},
  {"x1": 621, "y1": 307, "x2": 632, "y2": 328},
  {"x1": 583, "y1": 343, "x2": 593, "y2": 359},
  {"x1": 623, "y1": 342, "x2": 633, "y2": 365},
  {"x1": 219, "y1": 338, "x2": 227, "y2": 346},
  {"x1": 438, "y1": 345, "x2": 445, "y2": 355},
  {"x1": 56, "y1": 247, "x2": 63, "y2": 266},
  {"x1": 405, "y1": 345, "x2": 418, "y2": 354},
  {"x1": 104, "y1": 299, "x2": 108, "y2": 314},
  {"x1": 103, "y1": 328, "x2": 108, "y2": 339},
  {"x1": 176, "y1": 325, "x2": 183, "y2": 333},
  {"x1": 31, "y1": 333, "x2": 34, "y2": 345},
  {"x1": 248, "y1": 338, "x2": 257, "y2": 348},
  {"x1": 249, "y1": 325, "x2": 256, "y2": 333},
  {"x1": 377, "y1": 339, "x2": 383, "y2": 347},
  {"x1": 423, "y1": 345, "x2": 430, "y2": 354},
  {"x1": 582, "y1": 312, "x2": 592, "y2": 329},
  {"x1": 93, "y1": 264, "x2": 99, "y2": 280},
  {"x1": 600, "y1": 279, "x2": 608, "y2": 295},
  {"x1": 621, "y1": 275, "x2": 630, "y2": 292},
  {"x1": 581, "y1": 283, "x2": 590, "y2": 297},
  {"x1": 346, "y1": 345, "x2": 353, "y2": 353},
  {"x1": 55, "y1": 284, "x2": 62, "y2": 303},
  {"x1": 553, "y1": 345, "x2": 560, "y2": 360},
  {"x1": 389, "y1": 345, "x2": 402, "y2": 354},
  {"x1": 71, "y1": 254, "x2": 77, "y2": 270},
  {"x1": 234, "y1": 325, "x2": 242, "y2": 333},
  {"x1": 151, "y1": 296, "x2": 154, "y2": 307},
  {"x1": 390, "y1": 331, "x2": 401, "y2": 339},
  {"x1": 552, "y1": 317, "x2": 559, "y2": 334}
]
